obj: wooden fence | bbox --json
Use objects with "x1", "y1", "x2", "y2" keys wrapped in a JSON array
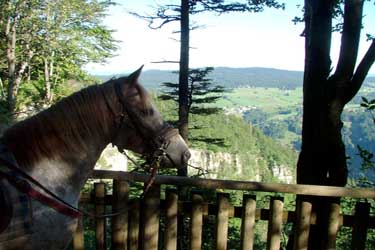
[{"x1": 73, "y1": 170, "x2": 375, "y2": 250}]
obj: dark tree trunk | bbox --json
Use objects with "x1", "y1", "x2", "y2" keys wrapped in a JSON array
[
  {"x1": 293, "y1": 0, "x2": 375, "y2": 248},
  {"x1": 6, "y1": 14, "x2": 17, "y2": 118},
  {"x1": 178, "y1": 0, "x2": 190, "y2": 177}
]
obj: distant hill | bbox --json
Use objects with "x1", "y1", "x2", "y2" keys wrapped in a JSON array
[{"x1": 95, "y1": 67, "x2": 375, "y2": 90}]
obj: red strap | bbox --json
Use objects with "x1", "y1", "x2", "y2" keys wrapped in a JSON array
[{"x1": 13, "y1": 179, "x2": 81, "y2": 218}]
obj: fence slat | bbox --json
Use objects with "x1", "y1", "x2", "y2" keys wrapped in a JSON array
[
  {"x1": 128, "y1": 200, "x2": 140, "y2": 250},
  {"x1": 72, "y1": 209, "x2": 84, "y2": 250},
  {"x1": 190, "y1": 191, "x2": 204, "y2": 250},
  {"x1": 112, "y1": 180, "x2": 129, "y2": 250},
  {"x1": 95, "y1": 183, "x2": 106, "y2": 250},
  {"x1": 140, "y1": 184, "x2": 160, "y2": 250},
  {"x1": 324, "y1": 202, "x2": 341, "y2": 250},
  {"x1": 266, "y1": 197, "x2": 284, "y2": 250},
  {"x1": 240, "y1": 194, "x2": 256, "y2": 250},
  {"x1": 293, "y1": 199, "x2": 312, "y2": 250},
  {"x1": 351, "y1": 202, "x2": 370, "y2": 250},
  {"x1": 216, "y1": 193, "x2": 230, "y2": 250},
  {"x1": 165, "y1": 189, "x2": 178, "y2": 250}
]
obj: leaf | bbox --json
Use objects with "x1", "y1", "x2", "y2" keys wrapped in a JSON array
[{"x1": 361, "y1": 96, "x2": 369, "y2": 103}]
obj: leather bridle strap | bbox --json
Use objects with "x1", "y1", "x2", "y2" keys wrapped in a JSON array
[
  {"x1": 0, "y1": 153, "x2": 136, "y2": 219},
  {"x1": 0, "y1": 155, "x2": 81, "y2": 218},
  {"x1": 112, "y1": 81, "x2": 179, "y2": 160}
]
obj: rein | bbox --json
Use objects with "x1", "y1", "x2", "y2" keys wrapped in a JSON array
[{"x1": 0, "y1": 145, "x2": 159, "y2": 219}]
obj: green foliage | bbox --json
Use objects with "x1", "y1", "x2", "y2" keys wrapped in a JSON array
[
  {"x1": 0, "y1": 0, "x2": 118, "y2": 120},
  {"x1": 159, "y1": 67, "x2": 225, "y2": 116},
  {"x1": 131, "y1": 0, "x2": 284, "y2": 30},
  {"x1": 153, "y1": 96, "x2": 297, "y2": 182}
]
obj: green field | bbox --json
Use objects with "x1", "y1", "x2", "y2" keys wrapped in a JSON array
[
  {"x1": 217, "y1": 87, "x2": 303, "y2": 111},
  {"x1": 214, "y1": 85, "x2": 375, "y2": 151}
]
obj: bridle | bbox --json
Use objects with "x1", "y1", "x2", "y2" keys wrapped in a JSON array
[
  {"x1": 104, "y1": 80, "x2": 181, "y2": 169},
  {"x1": 102, "y1": 80, "x2": 183, "y2": 194}
]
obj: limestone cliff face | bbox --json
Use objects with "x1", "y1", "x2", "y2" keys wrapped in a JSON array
[
  {"x1": 186, "y1": 149, "x2": 294, "y2": 183},
  {"x1": 95, "y1": 145, "x2": 128, "y2": 171},
  {"x1": 95, "y1": 146, "x2": 295, "y2": 184},
  {"x1": 271, "y1": 164, "x2": 294, "y2": 184},
  {"x1": 188, "y1": 149, "x2": 247, "y2": 180}
]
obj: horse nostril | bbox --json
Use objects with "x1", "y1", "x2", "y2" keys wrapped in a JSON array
[{"x1": 182, "y1": 150, "x2": 191, "y2": 163}]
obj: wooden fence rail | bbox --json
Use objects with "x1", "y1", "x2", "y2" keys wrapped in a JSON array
[{"x1": 73, "y1": 170, "x2": 375, "y2": 250}]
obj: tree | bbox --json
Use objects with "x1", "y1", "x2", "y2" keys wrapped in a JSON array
[
  {"x1": 294, "y1": 0, "x2": 375, "y2": 248},
  {"x1": 0, "y1": 0, "x2": 118, "y2": 119},
  {"x1": 35, "y1": 0, "x2": 118, "y2": 103},
  {"x1": 0, "y1": 0, "x2": 37, "y2": 119},
  {"x1": 132, "y1": 0, "x2": 284, "y2": 179},
  {"x1": 160, "y1": 67, "x2": 224, "y2": 116}
]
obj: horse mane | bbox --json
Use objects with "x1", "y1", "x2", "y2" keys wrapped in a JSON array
[
  {"x1": 2, "y1": 82, "x2": 112, "y2": 168},
  {"x1": 2, "y1": 76, "x2": 153, "y2": 169}
]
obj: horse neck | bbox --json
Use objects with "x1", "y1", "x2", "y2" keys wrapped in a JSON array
[
  {"x1": 22, "y1": 91, "x2": 116, "y2": 204},
  {"x1": 29, "y1": 131, "x2": 109, "y2": 205}
]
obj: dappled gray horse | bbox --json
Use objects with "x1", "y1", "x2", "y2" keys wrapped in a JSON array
[{"x1": 0, "y1": 67, "x2": 190, "y2": 250}]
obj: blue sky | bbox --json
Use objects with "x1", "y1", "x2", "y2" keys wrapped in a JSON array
[{"x1": 85, "y1": 0, "x2": 375, "y2": 75}]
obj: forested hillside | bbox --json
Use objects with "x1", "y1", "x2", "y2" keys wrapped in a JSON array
[
  {"x1": 97, "y1": 67, "x2": 375, "y2": 90},
  {"x1": 96, "y1": 67, "x2": 375, "y2": 181},
  {"x1": 128, "y1": 68, "x2": 374, "y2": 182},
  {"x1": 154, "y1": 97, "x2": 297, "y2": 182}
]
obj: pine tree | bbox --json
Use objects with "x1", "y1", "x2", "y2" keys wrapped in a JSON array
[{"x1": 159, "y1": 67, "x2": 224, "y2": 117}]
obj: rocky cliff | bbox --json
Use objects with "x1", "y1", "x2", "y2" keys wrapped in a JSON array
[{"x1": 96, "y1": 146, "x2": 295, "y2": 184}]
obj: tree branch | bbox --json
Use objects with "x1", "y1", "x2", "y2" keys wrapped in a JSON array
[
  {"x1": 151, "y1": 60, "x2": 180, "y2": 64},
  {"x1": 334, "y1": 0, "x2": 364, "y2": 80},
  {"x1": 345, "y1": 39, "x2": 375, "y2": 103},
  {"x1": 128, "y1": 4, "x2": 181, "y2": 29}
]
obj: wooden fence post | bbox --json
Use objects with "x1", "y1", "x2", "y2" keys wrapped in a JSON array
[
  {"x1": 165, "y1": 189, "x2": 178, "y2": 250},
  {"x1": 128, "y1": 200, "x2": 140, "y2": 250},
  {"x1": 266, "y1": 197, "x2": 284, "y2": 250},
  {"x1": 190, "y1": 191, "x2": 204, "y2": 250},
  {"x1": 140, "y1": 184, "x2": 160, "y2": 250},
  {"x1": 324, "y1": 202, "x2": 340, "y2": 250},
  {"x1": 293, "y1": 199, "x2": 312, "y2": 250},
  {"x1": 112, "y1": 179, "x2": 129, "y2": 250},
  {"x1": 95, "y1": 182, "x2": 106, "y2": 250},
  {"x1": 72, "y1": 209, "x2": 84, "y2": 250},
  {"x1": 240, "y1": 194, "x2": 256, "y2": 250},
  {"x1": 351, "y1": 202, "x2": 370, "y2": 250},
  {"x1": 216, "y1": 193, "x2": 230, "y2": 250}
]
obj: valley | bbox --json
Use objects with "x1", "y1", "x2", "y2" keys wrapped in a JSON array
[{"x1": 96, "y1": 67, "x2": 375, "y2": 183}]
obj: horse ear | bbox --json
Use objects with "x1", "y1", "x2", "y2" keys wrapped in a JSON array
[{"x1": 127, "y1": 65, "x2": 144, "y2": 84}]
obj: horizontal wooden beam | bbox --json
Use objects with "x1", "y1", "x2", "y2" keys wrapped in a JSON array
[{"x1": 90, "y1": 170, "x2": 375, "y2": 199}]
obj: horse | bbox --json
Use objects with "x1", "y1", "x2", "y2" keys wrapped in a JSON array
[{"x1": 0, "y1": 66, "x2": 190, "y2": 250}]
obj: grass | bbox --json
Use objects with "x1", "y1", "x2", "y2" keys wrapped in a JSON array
[{"x1": 217, "y1": 87, "x2": 303, "y2": 111}]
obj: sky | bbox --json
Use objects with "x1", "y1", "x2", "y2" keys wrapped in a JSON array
[{"x1": 85, "y1": 0, "x2": 375, "y2": 75}]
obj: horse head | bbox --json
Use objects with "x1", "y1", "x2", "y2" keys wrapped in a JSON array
[{"x1": 106, "y1": 66, "x2": 191, "y2": 169}]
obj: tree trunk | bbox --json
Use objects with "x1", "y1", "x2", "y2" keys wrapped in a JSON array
[
  {"x1": 293, "y1": 0, "x2": 375, "y2": 248},
  {"x1": 178, "y1": 0, "x2": 190, "y2": 142},
  {"x1": 178, "y1": 0, "x2": 190, "y2": 178},
  {"x1": 6, "y1": 14, "x2": 17, "y2": 117},
  {"x1": 44, "y1": 57, "x2": 52, "y2": 102},
  {"x1": 296, "y1": 1, "x2": 344, "y2": 248},
  {"x1": 4, "y1": 1, "x2": 28, "y2": 119}
]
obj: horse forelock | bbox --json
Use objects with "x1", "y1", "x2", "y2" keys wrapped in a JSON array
[{"x1": 2, "y1": 84, "x2": 114, "y2": 169}]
